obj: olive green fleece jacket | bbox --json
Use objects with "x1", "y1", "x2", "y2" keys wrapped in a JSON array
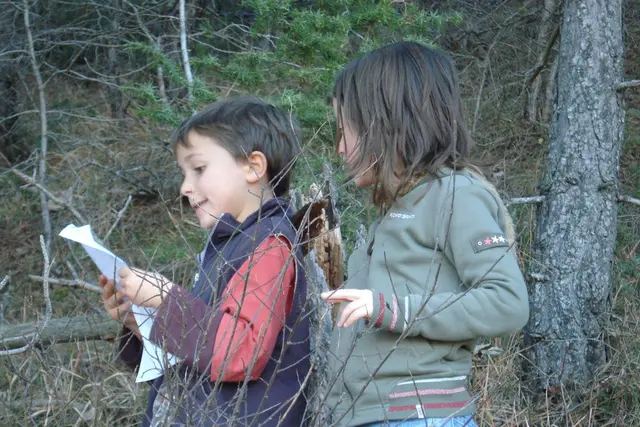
[{"x1": 325, "y1": 170, "x2": 529, "y2": 426}]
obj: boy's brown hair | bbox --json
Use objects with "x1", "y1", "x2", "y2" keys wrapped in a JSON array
[
  {"x1": 333, "y1": 41, "x2": 473, "y2": 208},
  {"x1": 174, "y1": 97, "x2": 301, "y2": 197}
]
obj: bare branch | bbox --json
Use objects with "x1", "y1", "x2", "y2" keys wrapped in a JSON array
[
  {"x1": 156, "y1": 37, "x2": 169, "y2": 104},
  {"x1": 0, "y1": 314, "x2": 120, "y2": 350},
  {"x1": 618, "y1": 194, "x2": 640, "y2": 206},
  {"x1": 526, "y1": 24, "x2": 560, "y2": 86},
  {"x1": 0, "y1": 275, "x2": 9, "y2": 293},
  {"x1": 10, "y1": 168, "x2": 86, "y2": 223},
  {"x1": 505, "y1": 194, "x2": 638, "y2": 207},
  {"x1": 28, "y1": 275, "x2": 102, "y2": 293},
  {"x1": 506, "y1": 195, "x2": 546, "y2": 206},
  {"x1": 24, "y1": 0, "x2": 52, "y2": 254},
  {"x1": 472, "y1": 57, "x2": 489, "y2": 134},
  {"x1": 616, "y1": 79, "x2": 640, "y2": 91},
  {"x1": 103, "y1": 194, "x2": 133, "y2": 245},
  {"x1": 39, "y1": 235, "x2": 53, "y2": 331},
  {"x1": 179, "y1": 0, "x2": 194, "y2": 104}
]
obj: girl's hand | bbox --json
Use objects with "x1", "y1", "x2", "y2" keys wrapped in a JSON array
[
  {"x1": 321, "y1": 289, "x2": 374, "y2": 328},
  {"x1": 118, "y1": 267, "x2": 174, "y2": 309},
  {"x1": 99, "y1": 274, "x2": 140, "y2": 338}
]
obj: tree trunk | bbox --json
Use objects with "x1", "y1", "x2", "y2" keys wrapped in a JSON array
[
  {"x1": 523, "y1": 0, "x2": 625, "y2": 393},
  {"x1": 0, "y1": 314, "x2": 120, "y2": 350}
]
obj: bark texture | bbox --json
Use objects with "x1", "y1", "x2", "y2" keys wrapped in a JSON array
[
  {"x1": 523, "y1": 0, "x2": 625, "y2": 393},
  {"x1": 0, "y1": 314, "x2": 120, "y2": 350}
]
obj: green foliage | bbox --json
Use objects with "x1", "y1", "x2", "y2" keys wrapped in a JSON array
[{"x1": 123, "y1": 0, "x2": 460, "y2": 147}]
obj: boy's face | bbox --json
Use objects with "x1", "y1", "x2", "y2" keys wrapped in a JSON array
[{"x1": 176, "y1": 131, "x2": 253, "y2": 229}]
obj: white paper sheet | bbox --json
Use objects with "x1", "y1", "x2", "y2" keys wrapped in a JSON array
[{"x1": 59, "y1": 224, "x2": 178, "y2": 382}]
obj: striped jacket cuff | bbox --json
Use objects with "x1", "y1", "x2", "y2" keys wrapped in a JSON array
[{"x1": 370, "y1": 292, "x2": 410, "y2": 334}]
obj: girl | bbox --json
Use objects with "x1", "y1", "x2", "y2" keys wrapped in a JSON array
[{"x1": 321, "y1": 42, "x2": 529, "y2": 427}]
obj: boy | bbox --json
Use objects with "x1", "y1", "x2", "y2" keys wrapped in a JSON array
[{"x1": 99, "y1": 97, "x2": 311, "y2": 426}]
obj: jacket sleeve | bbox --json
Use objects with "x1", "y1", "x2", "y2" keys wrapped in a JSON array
[
  {"x1": 117, "y1": 326, "x2": 143, "y2": 370},
  {"x1": 369, "y1": 184, "x2": 529, "y2": 341},
  {"x1": 149, "y1": 236, "x2": 295, "y2": 382}
]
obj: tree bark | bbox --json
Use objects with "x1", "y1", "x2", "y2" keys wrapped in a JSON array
[{"x1": 523, "y1": 0, "x2": 625, "y2": 393}]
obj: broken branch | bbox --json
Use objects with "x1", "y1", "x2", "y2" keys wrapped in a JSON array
[
  {"x1": 506, "y1": 196, "x2": 546, "y2": 206},
  {"x1": 618, "y1": 194, "x2": 640, "y2": 206},
  {"x1": 10, "y1": 168, "x2": 86, "y2": 223},
  {"x1": 616, "y1": 80, "x2": 640, "y2": 91},
  {"x1": 0, "y1": 314, "x2": 120, "y2": 350},
  {"x1": 103, "y1": 194, "x2": 133, "y2": 245},
  {"x1": 28, "y1": 275, "x2": 102, "y2": 293}
]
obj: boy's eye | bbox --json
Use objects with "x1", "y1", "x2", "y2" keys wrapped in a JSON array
[{"x1": 194, "y1": 166, "x2": 205, "y2": 174}]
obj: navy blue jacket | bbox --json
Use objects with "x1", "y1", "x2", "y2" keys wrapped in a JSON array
[{"x1": 119, "y1": 198, "x2": 311, "y2": 426}]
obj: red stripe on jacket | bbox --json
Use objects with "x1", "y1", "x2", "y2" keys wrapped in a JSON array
[
  {"x1": 211, "y1": 236, "x2": 294, "y2": 381},
  {"x1": 149, "y1": 235, "x2": 294, "y2": 383}
]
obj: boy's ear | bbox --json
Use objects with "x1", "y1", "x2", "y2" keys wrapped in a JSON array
[{"x1": 243, "y1": 151, "x2": 268, "y2": 184}]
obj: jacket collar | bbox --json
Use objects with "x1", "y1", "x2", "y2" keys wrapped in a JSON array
[{"x1": 206, "y1": 197, "x2": 293, "y2": 246}]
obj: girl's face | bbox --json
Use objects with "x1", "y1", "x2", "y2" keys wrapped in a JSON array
[{"x1": 333, "y1": 99, "x2": 376, "y2": 187}]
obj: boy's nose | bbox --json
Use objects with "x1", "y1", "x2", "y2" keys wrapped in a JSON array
[{"x1": 180, "y1": 180, "x2": 192, "y2": 197}]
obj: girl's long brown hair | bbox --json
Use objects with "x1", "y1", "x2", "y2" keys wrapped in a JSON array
[{"x1": 333, "y1": 42, "x2": 474, "y2": 209}]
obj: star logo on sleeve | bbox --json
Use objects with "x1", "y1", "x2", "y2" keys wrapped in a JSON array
[{"x1": 471, "y1": 233, "x2": 510, "y2": 253}]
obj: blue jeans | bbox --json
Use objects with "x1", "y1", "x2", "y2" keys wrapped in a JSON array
[{"x1": 359, "y1": 415, "x2": 478, "y2": 427}]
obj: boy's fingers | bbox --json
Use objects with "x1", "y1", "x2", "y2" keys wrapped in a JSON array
[
  {"x1": 102, "y1": 279, "x2": 115, "y2": 295},
  {"x1": 118, "y1": 266, "x2": 131, "y2": 279},
  {"x1": 117, "y1": 299, "x2": 132, "y2": 312}
]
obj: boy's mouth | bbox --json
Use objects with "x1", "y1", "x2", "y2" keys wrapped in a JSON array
[{"x1": 191, "y1": 199, "x2": 207, "y2": 210}]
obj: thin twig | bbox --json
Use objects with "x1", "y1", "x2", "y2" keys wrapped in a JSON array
[
  {"x1": 618, "y1": 195, "x2": 640, "y2": 206},
  {"x1": 472, "y1": 58, "x2": 489, "y2": 134},
  {"x1": 526, "y1": 24, "x2": 560, "y2": 85},
  {"x1": 28, "y1": 275, "x2": 102, "y2": 293},
  {"x1": 38, "y1": 235, "x2": 53, "y2": 332},
  {"x1": 505, "y1": 194, "x2": 639, "y2": 207},
  {"x1": 24, "y1": 0, "x2": 52, "y2": 254},
  {"x1": 616, "y1": 79, "x2": 640, "y2": 91},
  {"x1": 10, "y1": 168, "x2": 86, "y2": 223},
  {"x1": 0, "y1": 275, "x2": 9, "y2": 293},
  {"x1": 103, "y1": 194, "x2": 132, "y2": 245},
  {"x1": 66, "y1": 260, "x2": 81, "y2": 281}
]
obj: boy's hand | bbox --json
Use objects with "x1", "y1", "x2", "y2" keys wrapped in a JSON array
[
  {"x1": 321, "y1": 289, "x2": 373, "y2": 328},
  {"x1": 99, "y1": 274, "x2": 140, "y2": 338},
  {"x1": 118, "y1": 267, "x2": 174, "y2": 309}
]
